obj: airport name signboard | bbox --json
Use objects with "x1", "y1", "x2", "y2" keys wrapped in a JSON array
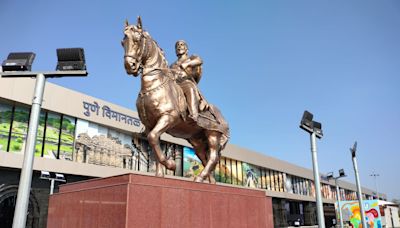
[{"x1": 83, "y1": 100, "x2": 141, "y2": 127}]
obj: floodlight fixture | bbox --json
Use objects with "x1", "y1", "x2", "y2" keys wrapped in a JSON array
[
  {"x1": 40, "y1": 170, "x2": 51, "y2": 179},
  {"x1": 55, "y1": 173, "x2": 66, "y2": 182},
  {"x1": 312, "y1": 121, "x2": 323, "y2": 139},
  {"x1": 326, "y1": 172, "x2": 334, "y2": 180},
  {"x1": 300, "y1": 110, "x2": 314, "y2": 133},
  {"x1": 339, "y1": 169, "x2": 346, "y2": 177},
  {"x1": 350, "y1": 141, "x2": 357, "y2": 158},
  {"x1": 56, "y1": 48, "x2": 86, "y2": 71},
  {"x1": 300, "y1": 111, "x2": 323, "y2": 138},
  {"x1": 1, "y1": 52, "x2": 36, "y2": 72}
]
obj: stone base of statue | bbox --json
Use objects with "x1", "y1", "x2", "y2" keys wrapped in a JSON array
[{"x1": 47, "y1": 173, "x2": 273, "y2": 228}]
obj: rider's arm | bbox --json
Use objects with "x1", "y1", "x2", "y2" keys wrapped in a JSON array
[{"x1": 181, "y1": 55, "x2": 202, "y2": 69}]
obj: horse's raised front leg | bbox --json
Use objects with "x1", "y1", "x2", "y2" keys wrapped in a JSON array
[
  {"x1": 194, "y1": 131, "x2": 220, "y2": 183},
  {"x1": 147, "y1": 115, "x2": 177, "y2": 177}
]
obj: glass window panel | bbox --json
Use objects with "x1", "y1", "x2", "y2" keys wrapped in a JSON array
[
  {"x1": 270, "y1": 170, "x2": 275, "y2": 191},
  {"x1": 231, "y1": 159, "x2": 238, "y2": 185},
  {"x1": 274, "y1": 171, "x2": 280, "y2": 191},
  {"x1": 10, "y1": 106, "x2": 29, "y2": 153},
  {"x1": 236, "y1": 161, "x2": 243, "y2": 186},
  {"x1": 44, "y1": 112, "x2": 61, "y2": 158},
  {"x1": 279, "y1": 172, "x2": 283, "y2": 192},
  {"x1": 242, "y1": 163, "x2": 259, "y2": 188},
  {"x1": 0, "y1": 103, "x2": 13, "y2": 152},
  {"x1": 255, "y1": 167, "x2": 261, "y2": 189},
  {"x1": 215, "y1": 159, "x2": 221, "y2": 182},
  {"x1": 219, "y1": 157, "x2": 226, "y2": 183},
  {"x1": 183, "y1": 147, "x2": 203, "y2": 178},
  {"x1": 282, "y1": 173, "x2": 287, "y2": 192},
  {"x1": 225, "y1": 158, "x2": 232, "y2": 184},
  {"x1": 266, "y1": 170, "x2": 271, "y2": 190},
  {"x1": 34, "y1": 112, "x2": 46, "y2": 157},
  {"x1": 285, "y1": 174, "x2": 293, "y2": 193},
  {"x1": 59, "y1": 115, "x2": 76, "y2": 161},
  {"x1": 261, "y1": 169, "x2": 266, "y2": 189}
]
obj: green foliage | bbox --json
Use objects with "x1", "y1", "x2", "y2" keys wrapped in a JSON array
[
  {"x1": 12, "y1": 143, "x2": 21, "y2": 151},
  {"x1": 16, "y1": 137, "x2": 23, "y2": 143}
]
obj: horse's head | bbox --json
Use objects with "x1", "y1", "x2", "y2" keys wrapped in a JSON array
[{"x1": 122, "y1": 17, "x2": 145, "y2": 76}]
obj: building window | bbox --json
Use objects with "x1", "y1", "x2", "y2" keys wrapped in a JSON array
[
  {"x1": 236, "y1": 161, "x2": 243, "y2": 186},
  {"x1": 59, "y1": 115, "x2": 76, "y2": 160},
  {"x1": 0, "y1": 103, "x2": 13, "y2": 152},
  {"x1": 34, "y1": 111, "x2": 46, "y2": 157},
  {"x1": 231, "y1": 159, "x2": 238, "y2": 185},
  {"x1": 10, "y1": 106, "x2": 30, "y2": 153},
  {"x1": 225, "y1": 158, "x2": 232, "y2": 184},
  {"x1": 43, "y1": 112, "x2": 61, "y2": 158}
]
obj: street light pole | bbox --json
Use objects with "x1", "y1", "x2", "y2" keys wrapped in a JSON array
[
  {"x1": 370, "y1": 172, "x2": 379, "y2": 200},
  {"x1": 335, "y1": 178, "x2": 344, "y2": 228},
  {"x1": 350, "y1": 142, "x2": 367, "y2": 228},
  {"x1": 300, "y1": 111, "x2": 325, "y2": 228},
  {"x1": 11, "y1": 73, "x2": 45, "y2": 228},
  {"x1": 1, "y1": 70, "x2": 87, "y2": 228},
  {"x1": 310, "y1": 132, "x2": 325, "y2": 228}
]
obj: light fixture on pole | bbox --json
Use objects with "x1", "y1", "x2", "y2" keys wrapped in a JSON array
[
  {"x1": 300, "y1": 110, "x2": 325, "y2": 228},
  {"x1": 1, "y1": 52, "x2": 36, "y2": 71},
  {"x1": 1, "y1": 48, "x2": 88, "y2": 228},
  {"x1": 327, "y1": 169, "x2": 347, "y2": 228},
  {"x1": 40, "y1": 171, "x2": 66, "y2": 195},
  {"x1": 350, "y1": 141, "x2": 367, "y2": 228},
  {"x1": 370, "y1": 171, "x2": 380, "y2": 200}
]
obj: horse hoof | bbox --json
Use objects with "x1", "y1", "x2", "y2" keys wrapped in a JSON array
[
  {"x1": 166, "y1": 160, "x2": 176, "y2": 171},
  {"x1": 155, "y1": 172, "x2": 164, "y2": 177},
  {"x1": 209, "y1": 176, "x2": 216, "y2": 184},
  {"x1": 194, "y1": 176, "x2": 203, "y2": 183}
]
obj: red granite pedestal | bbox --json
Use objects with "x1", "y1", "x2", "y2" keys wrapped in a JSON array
[{"x1": 47, "y1": 173, "x2": 273, "y2": 228}]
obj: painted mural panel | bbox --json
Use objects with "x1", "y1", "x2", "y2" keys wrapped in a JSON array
[
  {"x1": 0, "y1": 103, "x2": 12, "y2": 152},
  {"x1": 231, "y1": 159, "x2": 238, "y2": 185},
  {"x1": 339, "y1": 200, "x2": 382, "y2": 228},
  {"x1": 10, "y1": 106, "x2": 29, "y2": 153},
  {"x1": 285, "y1": 174, "x2": 293, "y2": 193},
  {"x1": 266, "y1": 170, "x2": 271, "y2": 190},
  {"x1": 183, "y1": 146, "x2": 203, "y2": 179},
  {"x1": 43, "y1": 112, "x2": 61, "y2": 159},
  {"x1": 73, "y1": 119, "x2": 138, "y2": 169},
  {"x1": 225, "y1": 158, "x2": 232, "y2": 184},
  {"x1": 236, "y1": 161, "x2": 243, "y2": 186},
  {"x1": 242, "y1": 162, "x2": 261, "y2": 188},
  {"x1": 59, "y1": 115, "x2": 76, "y2": 160},
  {"x1": 214, "y1": 160, "x2": 221, "y2": 182}
]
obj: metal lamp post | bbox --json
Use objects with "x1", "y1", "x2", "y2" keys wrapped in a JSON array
[
  {"x1": 300, "y1": 110, "x2": 325, "y2": 228},
  {"x1": 350, "y1": 141, "x2": 367, "y2": 228},
  {"x1": 1, "y1": 48, "x2": 88, "y2": 228},
  {"x1": 370, "y1": 171, "x2": 380, "y2": 200},
  {"x1": 327, "y1": 169, "x2": 347, "y2": 228}
]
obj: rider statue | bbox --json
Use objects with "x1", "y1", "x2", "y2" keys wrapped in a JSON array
[{"x1": 170, "y1": 40, "x2": 207, "y2": 122}]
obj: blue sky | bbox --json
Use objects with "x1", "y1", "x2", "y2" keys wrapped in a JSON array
[{"x1": 1, "y1": 1, "x2": 399, "y2": 200}]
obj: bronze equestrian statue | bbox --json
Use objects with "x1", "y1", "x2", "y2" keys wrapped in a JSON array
[{"x1": 122, "y1": 17, "x2": 229, "y2": 183}]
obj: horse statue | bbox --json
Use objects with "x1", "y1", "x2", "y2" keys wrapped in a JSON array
[{"x1": 122, "y1": 17, "x2": 229, "y2": 183}]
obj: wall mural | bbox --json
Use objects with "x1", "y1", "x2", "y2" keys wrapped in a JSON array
[
  {"x1": 339, "y1": 200, "x2": 382, "y2": 228},
  {"x1": 242, "y1": 162, "x2": 261, "y2": 188},
  {"x1": 183, "y1": 147, "x2": 203, "y2": 179}
]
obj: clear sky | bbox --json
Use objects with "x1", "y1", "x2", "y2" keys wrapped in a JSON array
[{"x1": 1, "y1": 1, "x2": 399, "y2": 200}]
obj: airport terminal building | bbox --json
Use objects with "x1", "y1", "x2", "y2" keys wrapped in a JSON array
[{"x1": 0, "y1": 77, "x2": 385, "y2": 227}]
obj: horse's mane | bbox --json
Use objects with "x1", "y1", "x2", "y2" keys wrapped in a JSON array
[{"x1": 142, "y1": 30, "x2": 168, "y2": 68}]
